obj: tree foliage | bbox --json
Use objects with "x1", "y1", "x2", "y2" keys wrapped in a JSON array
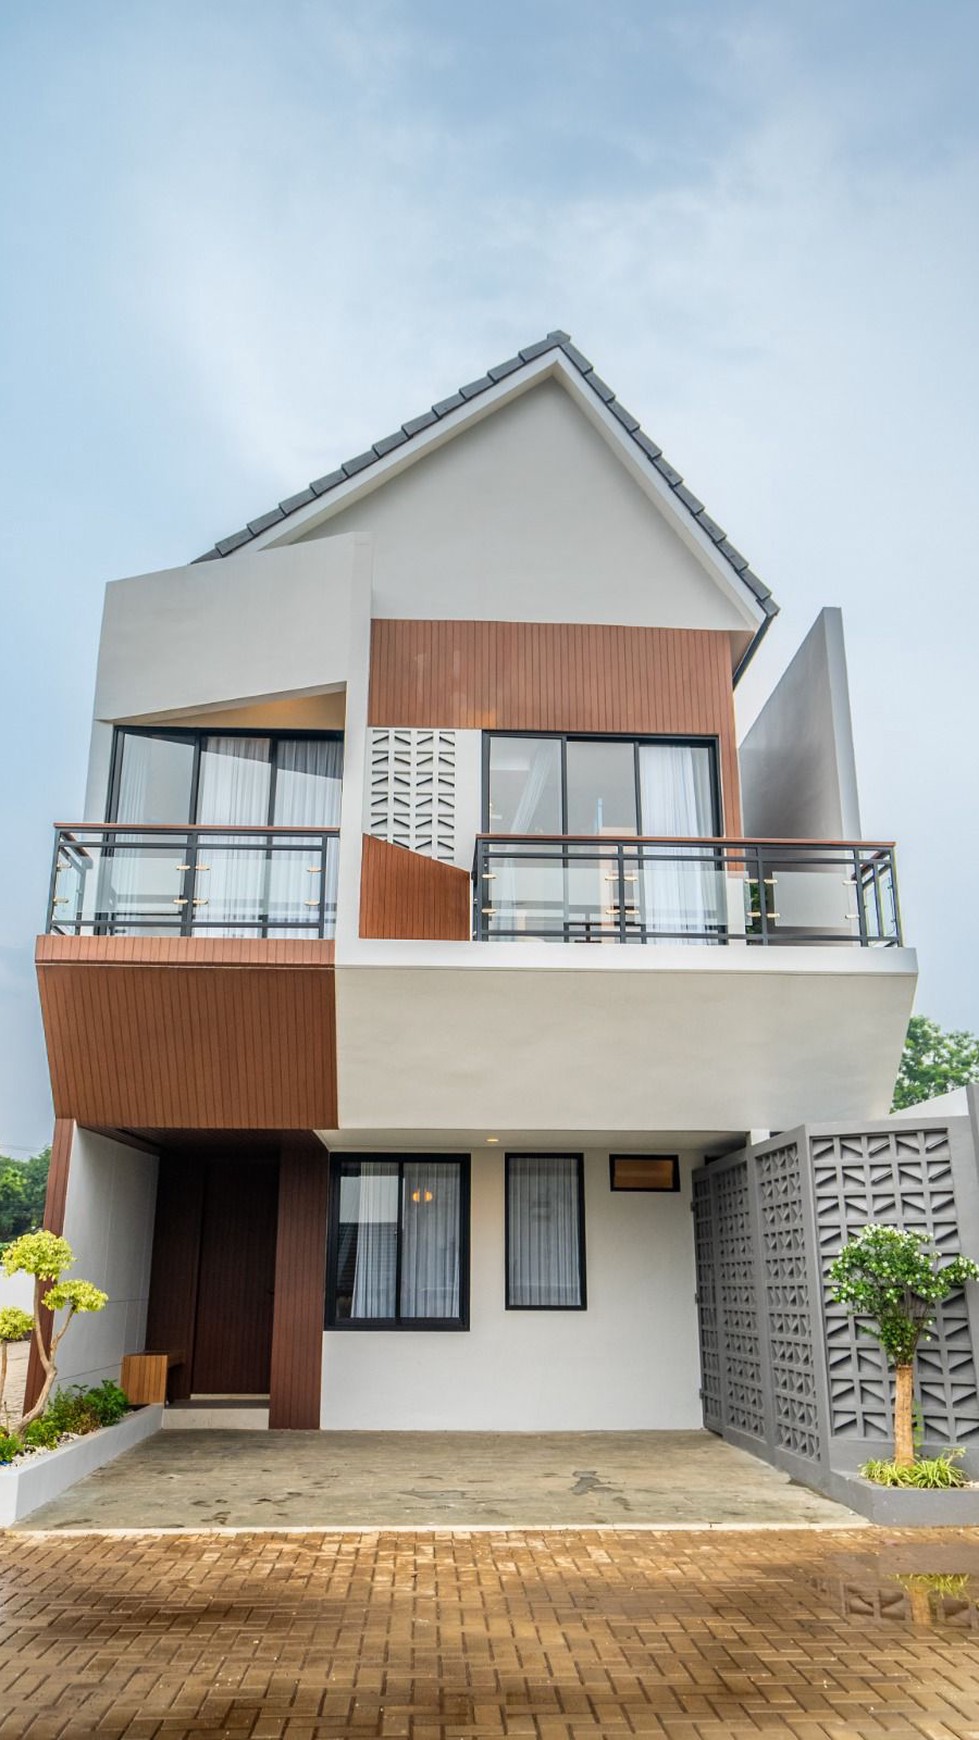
[
  {"x1": 892, "y1": 1016, "x2": 979, "y2": 1111},
  {"x1": 0, "y1": 1147, "x2": 50, "y2": 1241},
  {"x1": 1, "y1": 1233, "x2": 107, "y2": 1431}
]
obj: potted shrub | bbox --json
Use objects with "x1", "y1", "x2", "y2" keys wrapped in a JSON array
[{"x1": 828, "y1": 1224, "x2": 979, "y2": 1488}]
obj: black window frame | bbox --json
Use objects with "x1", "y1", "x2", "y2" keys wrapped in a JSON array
[
  {"x1": 504, "y1": 1152, "x2": 587, "y2": 1312},
  {"x1": 482, "y1": 730, "x2": 722, "y2": 837},
  {"x1": 325, "y1": 1154, "x2": 471, "y2": 1332},
  {"x1": 107, "y1": 725, "x2": 345, "y2": 825}
]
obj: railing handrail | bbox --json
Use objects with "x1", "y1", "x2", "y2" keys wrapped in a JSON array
[
  {"x1": 55, "y1": 822, "x2": 340, "y2": 837},
  {"x1": 475, "y1": 832, "x2": 896, "y2": 850}
]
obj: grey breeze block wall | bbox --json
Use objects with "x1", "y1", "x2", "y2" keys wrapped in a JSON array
[{"x1": 692, "y1": 1103, "x2": 979, "y2": 1488}]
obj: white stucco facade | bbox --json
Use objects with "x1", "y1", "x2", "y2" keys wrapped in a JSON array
[
  {"x1": 55, "y1": 1129, "x2": 157, "y2": 1392},
  {"x1": 322, "y1": 1147, "x2": 701, "y2": 1431}
]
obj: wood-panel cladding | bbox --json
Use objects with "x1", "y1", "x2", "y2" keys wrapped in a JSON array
[
  {"x1": 144, "y1": 1155, "x2": 204, "y2": 1402},
  {"x1": 36, "y1": 937, "x2": 337, "y2": 1129},
  {"x1": 269, "y1": 1141, "x2": 330, "y2": 1429},
  {"x1": 360, "y1": 834, "x2": 472, "y2": 940},
  {"x1": 367, "y1": 620, "x2": 742, "y2": 832},
  {"x1": 192, "y1": 1160, "x2": 279, "y2": 1394},
  {"x1": 23, "y1": 1119, "x2": 74, "y2": 1413}
]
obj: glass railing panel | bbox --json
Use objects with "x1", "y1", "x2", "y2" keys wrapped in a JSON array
[
  {"x1": 473, "y1": 837, "x2": 902, "y2": 948},
  {"x1": 46, "y1": 827, "x2": 340, "y2": 939}
]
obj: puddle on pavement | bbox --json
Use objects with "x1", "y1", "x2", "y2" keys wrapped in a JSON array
[{"x1": 815, "y1": 1568, "x2": 979, "y2": 1628}]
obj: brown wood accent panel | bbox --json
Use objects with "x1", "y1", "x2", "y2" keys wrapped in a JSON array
[
  {"x1": 145, "y1": 1155, "x2": 205, "y2": 1401},
  {"x1": 23, "y1": 1118, "x2": 74, "y2": 1414},
  {"x1": 192, "y1": 1160, "x2": 279, "y2": 1395},
  {"x1": 35, "y1": 937, "x2": 337, "y2": 1129},
  {"x1": 120, "y1": 1352, "x2": 183, "y2": 1405},
  {"x1": 367, "y1": 619, "x2": 742, "y2": 832},
  {"x1": 269, "y1": 1139, "x2": 330, "y2": 1429},
  {"x1": 360, "y1": 834, "x2": 472, "y2": 940}
]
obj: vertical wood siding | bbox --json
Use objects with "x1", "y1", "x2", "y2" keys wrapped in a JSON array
[
  {"x1": 268, "y1": 1141, "x2": 330, "y2": 1429},
  {"x1": 144, "y1": 1156, "x2": 205, "y2": 1402},
  {"x1": 35, "y1": 937, "x2": 338, "y2": 1129},
  {"x1": 367, "y1": 620, "x2": 742, "y2": 832},
  {"x1": 359, "y1": 834, "x2": 472, "y2": 939}
]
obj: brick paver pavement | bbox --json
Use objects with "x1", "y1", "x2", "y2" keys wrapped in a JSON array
[{"x1": 2, "y1": 1528, "x2": 979, "y2": 1738}]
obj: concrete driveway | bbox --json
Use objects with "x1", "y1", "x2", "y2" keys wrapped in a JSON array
[{"x1": 16, "y1": 1428, "x2": 860, "y2": 1530}]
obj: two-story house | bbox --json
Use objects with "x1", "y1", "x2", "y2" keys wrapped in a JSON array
[{"x1": 30, "y1": 333, "x2": 917, "y2": 1434}]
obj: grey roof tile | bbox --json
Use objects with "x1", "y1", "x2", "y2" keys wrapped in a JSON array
[
  {"x1": 192, "y1": 329, "x2": 778, "y2": 653},
  {"x1": 608, "y1": 400, "x2": 640, "y2": 432},
  {"x1": 586, "y1": 372, "x2": 615, "y2": 403},
  {"x1": 487, "y1": 355, "x2": 523, "y2": 382},
  {"x1": 310, "y1": 468, "x2": 346, "y2": 496},
  {"x1": 652, "y1": 455, "x2": 683, "y2": 487},
  {"x1": 279, "y1": 487, "x2": 316, "y2": 515},
  {"x1": 402, "y1": 409, "x2": 438, "y2": 436},
  {"x1": 214, "y1": 528, "x2": 252, "y2": 556},
  {"x1": 696, "y1": 512, "x2": 726, "y2": 544},
  {"x1": 341, "y1": 450, "x2": 375, "y2": 477},
  {"x1": 519, "y1": 337, "x2": 559, "y2": 362},
  {"x1": 674, "y1": 483, "x2": 705, "y2": 515},
  {"x1": 559, "y1": 341, "x2": 593, "y2": 374},
  {"x1": 373, "y1": 429, "x2": 409, "y2": 457},
  {"x1": 247, "y1": 507, "x2": 286, "y2": 536},
  {"x1": 632, "y1": 430, "x2": 662, "y2": 460},
  {"x1": 717, "y1": 538, "x2": 748, "y2": 571}
]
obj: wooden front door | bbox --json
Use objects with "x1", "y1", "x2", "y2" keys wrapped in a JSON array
[{"x1": 191, "y1": 1160, "x2": 279, "y2": 1395}]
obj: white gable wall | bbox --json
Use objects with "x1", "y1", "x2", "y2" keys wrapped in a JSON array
[{"x1": 302, "y1": 377, "x2": 750, "y2": 633}]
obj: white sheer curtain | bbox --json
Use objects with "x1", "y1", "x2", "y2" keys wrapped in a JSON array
[
  {"x1": 507, "y1": 1156, "x2": 582, "y2": 1307},
  {"x1": 638, "y1": 745, "x2": 719, "y2": 943},
  {"x1": 269, "y1": 738, "x2": 343, "y2": 934},
  {"x1": 492, "y1": 739, "x2": 562, "y2": 936},
  {"x1": 196, "y1": 737, "x2": 271, "y2": 933},
  {"x1": 109, "y1": 732, "x2": 195, "y2": 932},
  {"x1": 400, "y1": 1162, "x2": 461, "y2": 1319},
  {"x1": 350, "y1": 1164, "x2": 399, "y2": 1319}
]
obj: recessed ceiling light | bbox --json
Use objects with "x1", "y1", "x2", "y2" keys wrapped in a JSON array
[{"x1": 486, "y1": 1136, "x2": 500, "y2": 1144}]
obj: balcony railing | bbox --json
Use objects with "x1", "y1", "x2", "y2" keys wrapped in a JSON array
[
  {"x1": 473, "y1": 836, "x2": 902, "y2": 947},
  {"x1": 47, "y1": 825, "x2": 340, "y2": 939}
]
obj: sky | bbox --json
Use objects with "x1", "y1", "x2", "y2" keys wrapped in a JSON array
[{"x1": 1, "y1": 1, "x2": 978, "y2": 1154}]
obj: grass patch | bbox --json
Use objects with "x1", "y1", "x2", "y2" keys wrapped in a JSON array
[{"x1": 861, "y1": 1450, "x2": 968, "y2": 1488}]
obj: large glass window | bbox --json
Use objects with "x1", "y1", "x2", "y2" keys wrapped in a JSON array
[
  {"x1": 506, "y1": 1155, "x2": 586, "y2": 1309},
  {"x1": 111, "y1": 728, "x2": 344, "y2": 827},
  {"x1": 486, "y1": 735, "x2": 718, "y2": 837},
  {"x1": 327, "y1": 1156, "x2": 470, "y2": 1329}
]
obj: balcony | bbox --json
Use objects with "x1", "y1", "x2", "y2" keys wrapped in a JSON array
[
  {"x1": 47, "y1": 824, "x2": 340, "y2": 939},
  {"x1": 472, "y1": 835, "x2": 902, "y2": 948}
]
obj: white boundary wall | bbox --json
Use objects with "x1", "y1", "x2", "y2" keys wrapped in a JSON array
[{"x1": 56, "y1": 1129, "x2": 158, "y2": 1392}]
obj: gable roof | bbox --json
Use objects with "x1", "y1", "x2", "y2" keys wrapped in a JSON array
[{"x1": 194, "y1": 330, "x2": 778, "y2": 674}]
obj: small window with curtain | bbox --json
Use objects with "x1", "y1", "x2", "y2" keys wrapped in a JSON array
[
  {"x1": 505, "y1": 1154, "x2": 586, "y2": 1309},
  {"x1": 327, "y1": 1156, "x2": 470, "y2": 1329}
]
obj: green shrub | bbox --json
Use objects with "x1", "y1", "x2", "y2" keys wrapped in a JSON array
[
  {"x1": 0, "y1": 1431, "x2": 23, "y2": 1464},
  {"x1": 861, "y1": 1450, "x2": 969, "y2": 1489},
  {"x1": 84, "y1": 1380, "x2": 129, "y2": 1427},
  {"x1": 22, "y1": 1417, "x2": 63, "y2": 1450}
]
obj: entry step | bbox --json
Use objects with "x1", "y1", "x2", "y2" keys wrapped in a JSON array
[{"x1": 162, "y1": 1398, "x2": 270, "y2": 1431}]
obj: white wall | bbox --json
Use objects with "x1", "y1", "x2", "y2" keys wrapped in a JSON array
[
  {"x1": 85, "y1": 538, "x2": 358, "y2": 814},
  {"x1": 0, "y1": 1271, "x2": 34, "y2": 1314},
  {"x1": 56, "y1": 1129, "x2": 158, "y2": 1392},
  {"x1": 739, "y1": 608, "x2": 861, "y2": 840},
  {"x1": 321, "y1": 1147, "x2": 702, "y2": 1430},
  {"x1": 307, "y1": 377, "x2": 752, "y2": 634}
]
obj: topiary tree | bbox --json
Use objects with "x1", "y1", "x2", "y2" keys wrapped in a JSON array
[
  {"x1": 0, "y1": 1306, "x2": 33, "y2": 1426},
  {"x1": 2, "y1": 1232, "x2": 107, "y2": 1432},
  {"x1": 828, "y1": 1225, "x2": 979, "y2": 1468}
]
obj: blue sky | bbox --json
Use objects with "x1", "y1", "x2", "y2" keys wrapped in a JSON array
[{"x1": 1, "y1": 1, "x2": 978, "y2": 1152}]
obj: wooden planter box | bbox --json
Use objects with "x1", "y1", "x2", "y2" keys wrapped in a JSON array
[{"x1": 0, "y1": 1405, "x2": 163, "y2": 1527}]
